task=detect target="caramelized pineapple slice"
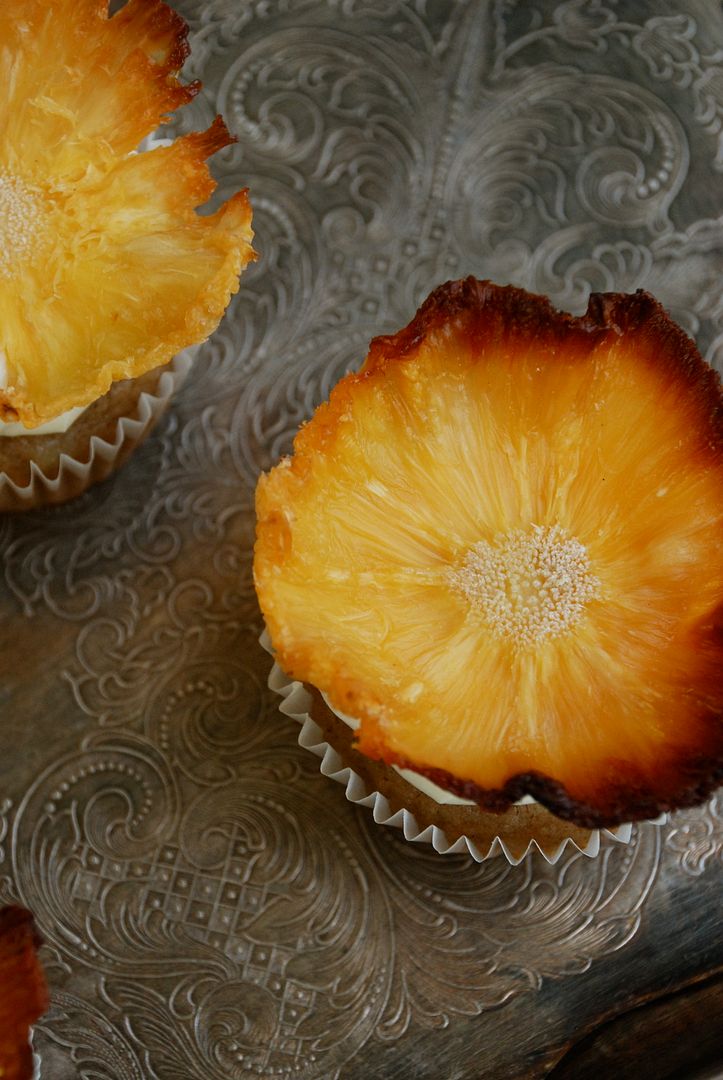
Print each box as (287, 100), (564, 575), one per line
(255, 280), (723, 828)
(0, 0), (254, 426)
(0, 907), (48, 1080)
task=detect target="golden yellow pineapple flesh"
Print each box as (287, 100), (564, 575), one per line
(0, 0), (255, 427)
(255, 279), (723, 827)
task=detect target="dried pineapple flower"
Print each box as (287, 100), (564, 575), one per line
(0, 0), (255, 428)
(255, 279), (723, 829)
(0, 907), (48, 1080)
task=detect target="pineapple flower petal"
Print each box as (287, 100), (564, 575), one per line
(0, 0), (255, 426)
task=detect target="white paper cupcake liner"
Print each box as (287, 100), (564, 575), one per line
(0, 348), (195, 512)
(263, 632), (666, 865)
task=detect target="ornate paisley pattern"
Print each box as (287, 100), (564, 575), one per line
(666, 794), (723, 877)
(8, 746), (663, 1078)
(0, 2), (721, 1077)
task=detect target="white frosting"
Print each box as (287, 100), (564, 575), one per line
(0, 404), (86, 437)
(394, 766), (478, 806)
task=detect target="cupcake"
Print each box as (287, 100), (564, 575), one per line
(255, 279), (723, 861)
(0, 0), (255, 510)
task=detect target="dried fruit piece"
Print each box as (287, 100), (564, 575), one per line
(255, 279), (723, 828)
(0, 907), (49, 1080)
(0, 0), (255, 427)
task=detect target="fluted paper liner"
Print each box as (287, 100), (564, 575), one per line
(263, 634), (668, 865)
(0, 348), (195, 512)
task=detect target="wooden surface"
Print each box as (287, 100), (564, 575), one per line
(548, 973), (723, 1079)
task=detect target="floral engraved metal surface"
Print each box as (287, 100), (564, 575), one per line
(666, 794), (723, 878)
(1, 2), (722, 1078)
(9, 758), (662, 1079)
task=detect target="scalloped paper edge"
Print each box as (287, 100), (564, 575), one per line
(262, 633), (666, 865)
(0, 347), (196, 511)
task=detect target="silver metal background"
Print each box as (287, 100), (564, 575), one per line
(1, 2), (722, 1077)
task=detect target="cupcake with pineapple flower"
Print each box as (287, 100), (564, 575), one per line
(0, 0), (255, 510)
(255, 279), (723, 864)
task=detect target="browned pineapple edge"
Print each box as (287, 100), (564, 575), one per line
(0, 906), (49, 1080)
(255, 278), (723, 829)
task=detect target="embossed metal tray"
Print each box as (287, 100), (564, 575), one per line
(1, 2), (722, 1077)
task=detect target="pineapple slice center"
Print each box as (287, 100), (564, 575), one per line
(0, 172), (49, 280)
(447, 524), (600, 649)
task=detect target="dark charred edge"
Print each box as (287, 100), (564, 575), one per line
(367, 278), (582, 364)
(367, 278), (721, 408)
(389, 757), (723, 830)
(154, 1), (193, 73)
(584, 289), (723, 447)
(185, 115), (239, 157)
(364, 277), (723, 450)
(109, 0), (197, 81)
(303, 278), (723, 462)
